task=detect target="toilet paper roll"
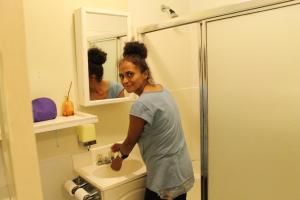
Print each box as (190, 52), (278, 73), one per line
(64, 180), (78, 196)
(75, 188), (90, 200)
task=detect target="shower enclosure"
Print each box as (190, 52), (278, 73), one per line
(137, 0), (300, 199)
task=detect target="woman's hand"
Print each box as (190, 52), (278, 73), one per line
(111, 143), (122, 152)
(110, 156), (123, 171)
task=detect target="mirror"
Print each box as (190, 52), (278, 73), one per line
(74, 7), (134, 106)
(89, 39), (119, 84)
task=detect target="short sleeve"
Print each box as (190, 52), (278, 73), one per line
(130, 101), (154, 125)
(108, 82), (124, 98)
(113, 83), (124, 95)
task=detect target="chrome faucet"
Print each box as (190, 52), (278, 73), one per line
(96, 151), (115, 166)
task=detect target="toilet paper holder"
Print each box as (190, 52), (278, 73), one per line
(67, 176), (101, 200)
(81, 183), (100, 200)
(73, 176), (89, 188)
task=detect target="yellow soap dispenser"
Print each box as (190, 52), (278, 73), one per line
(76, 124), (97, 149)
(62, 81), (74, 116)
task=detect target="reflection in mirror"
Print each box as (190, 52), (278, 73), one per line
(74, 8), (134, 106)
(89, 39), (118, 82)
(88, 45), (124, 100)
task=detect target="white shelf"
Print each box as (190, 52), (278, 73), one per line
(33, 111), (98, 134)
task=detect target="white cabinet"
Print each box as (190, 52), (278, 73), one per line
(101, 177), (146, 200)
(119, 188), (145, 200)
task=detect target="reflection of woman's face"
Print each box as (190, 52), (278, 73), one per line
(119, 60), (148, 95)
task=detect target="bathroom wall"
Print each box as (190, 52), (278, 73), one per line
(22, 1), (131, 200)
(128, 0), (250, 27)
(141, 24), (201, 162)
(24, 0), (128, 106)
(140, 23), (201, 200)
(189, 0), (251, 11)
(0, 143), (9, 199)
(0, 0), (44, 199)
(128, 0), (202, 151)
(128, 0), (189, 28)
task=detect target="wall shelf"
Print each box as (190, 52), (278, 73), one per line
(33, 111), (98, 134)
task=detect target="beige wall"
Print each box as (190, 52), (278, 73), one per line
(0, 143), (9, 198)
(0, 0), (44, 199)
(0, 144), (6, 188)
(140, 23), (201, 200)
(24, 0), (128, 107)
(128, 0), (249, 27)
(22, 0), (130, 199)
(142, 24), (201, 162)
(189, 0), (251, 11)
(129, 0), (189, 28)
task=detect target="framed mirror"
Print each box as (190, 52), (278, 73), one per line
(74, 7), (134, 106)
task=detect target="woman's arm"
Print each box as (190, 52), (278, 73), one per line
(122, 115), (145, 155)
(111, 115), (145, 155)
(110, 115), (145, 170)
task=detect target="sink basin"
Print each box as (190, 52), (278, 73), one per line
(93, 159), (143, 178)
(75, 146), (146, 191)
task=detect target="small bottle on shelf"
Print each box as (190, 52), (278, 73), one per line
(62, 81), (75, 116)
(62, 96), (74, 116)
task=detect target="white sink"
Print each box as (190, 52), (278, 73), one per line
(73, 145), (147, 199)
(92, 159), (143, 178)
(75, 157), (146, 190)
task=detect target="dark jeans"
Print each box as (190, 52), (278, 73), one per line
(144, 188), (187, 200)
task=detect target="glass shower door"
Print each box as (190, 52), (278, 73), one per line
(205, 3), (300, 200)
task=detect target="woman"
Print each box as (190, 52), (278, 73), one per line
(110, 42), (194, 200)
(88, 47), (124, 100)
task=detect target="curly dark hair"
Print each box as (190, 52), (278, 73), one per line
(120, 41), (154, 84)
(88, 48), (107, 82)
(123, 41), (147, 59)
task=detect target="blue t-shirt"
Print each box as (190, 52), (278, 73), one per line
(107, 81), (123, 98)
(130, 88), (194, 197)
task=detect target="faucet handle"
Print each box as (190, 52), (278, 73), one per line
(96, 153), (103, 165)
(108, 151), (116, 160)
(96, 151), (117, 165)
(96, 153), (103, 160)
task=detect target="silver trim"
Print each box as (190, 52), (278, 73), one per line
(200, 20), (209, 200)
